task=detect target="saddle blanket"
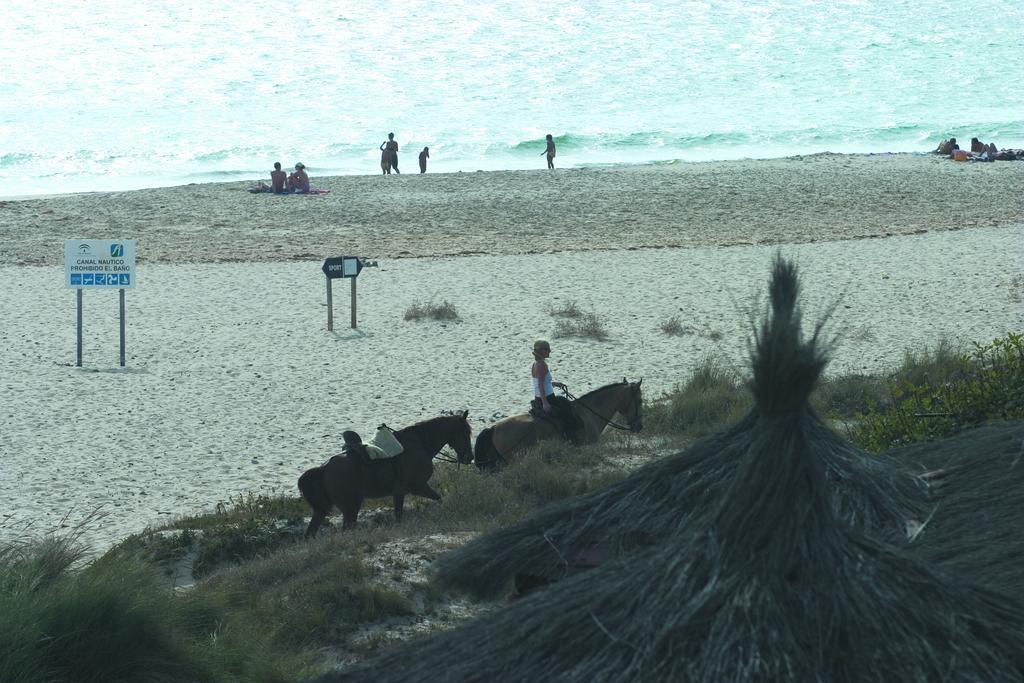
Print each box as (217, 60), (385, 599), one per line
(369, 426), (404, 458)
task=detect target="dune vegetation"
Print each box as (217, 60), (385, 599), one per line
(2, 333), (1021, 682)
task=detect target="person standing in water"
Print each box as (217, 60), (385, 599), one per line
(418, 146), (429, 173)
(380, 133), (400, 174)
(541, 134), (556, 169)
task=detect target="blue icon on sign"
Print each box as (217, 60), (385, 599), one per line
(70, 274), (82, 285)
(119, 273), (130, 285)
(83, 273), (94, 285)
(110, 244), (124, 257)
(95, 273), (107, 285)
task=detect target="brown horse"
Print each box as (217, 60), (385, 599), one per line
(470, 380), (643, 469)
(299, 411), (472, 537)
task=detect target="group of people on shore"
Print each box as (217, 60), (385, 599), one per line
(934, 136), (1023, 162)
(379, 133), (432, 175)
(253, 161), (310, 193)
(379, 132), (557, 174)
(254, 131), (560, 189)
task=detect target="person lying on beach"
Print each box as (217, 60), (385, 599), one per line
(970, 137), (988, 154)
(541, 134), (556, 169)
(935, 138), (957, 155)
(288, 163), (310, 192)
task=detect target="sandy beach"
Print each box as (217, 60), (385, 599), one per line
(0, 154), (1021, 552)
(1, 153), (1021, 266)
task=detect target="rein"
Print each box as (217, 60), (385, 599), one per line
(434, 450), (461, 464)
(562, 387), (638, 432)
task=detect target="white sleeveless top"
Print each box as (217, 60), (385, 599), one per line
(532, 364), (554, 398)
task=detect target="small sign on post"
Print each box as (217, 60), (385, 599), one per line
(322, 257), (375, 330)
(65, 239), (136, 367)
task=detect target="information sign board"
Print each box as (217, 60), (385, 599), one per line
(65, 239), (136, 289)
(322, 256), (363, 279)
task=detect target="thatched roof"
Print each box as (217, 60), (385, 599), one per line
(310, 257), (1024, 682)
(431, 259), (925, 599)
(887, 419), (1024, 599)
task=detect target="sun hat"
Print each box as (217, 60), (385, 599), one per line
(295, 162), (305, 169)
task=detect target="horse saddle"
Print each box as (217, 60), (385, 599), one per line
(529, 399), (579, 443)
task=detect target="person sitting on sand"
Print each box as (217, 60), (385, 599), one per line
(970, 137), (987, 154)
(288, 162), (310, 193)
(251, 162), (289, 193)
(541, 134), (556, 169)
(935, 137), (957, 155)
(530, 339), (581, 442)
(270, 162), (287, 193)
(419, 146), (429, 173)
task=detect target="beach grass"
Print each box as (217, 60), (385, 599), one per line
(548, 300), (583, 318)
(5, 335), (1023, 680)
(403, 300), (460, 322)
(553, 312), (609, 340)
(658, 315), (723, 340)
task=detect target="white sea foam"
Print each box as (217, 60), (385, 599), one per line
(1, 0), (1022, 196)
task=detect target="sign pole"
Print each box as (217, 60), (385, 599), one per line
(326, 278), (334, 331)
(119, 288), (126, 367)
(76, 289), (83, 367)
(350, 277), (357, 329)
(65, 239), (136, 368)
(321, 256), (373, 331)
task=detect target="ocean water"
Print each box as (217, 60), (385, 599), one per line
(1, 0), (1022, 197)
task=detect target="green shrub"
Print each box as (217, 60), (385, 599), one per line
(432, 443), (625, 528)
(848, 333), (1024, 452)
(0, 535), (234, 683)
(111, 492), (308, 579)
(812, 373), (889, 418)
(645, 356), (751, 437)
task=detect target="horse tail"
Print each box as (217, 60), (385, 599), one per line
(474, 427), (497, 468)
(298, 466), (332, 515)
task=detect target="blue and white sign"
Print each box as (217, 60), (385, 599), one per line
(65, 240), (136, 289)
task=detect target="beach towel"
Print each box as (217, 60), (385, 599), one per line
(248, 187), (330, 195)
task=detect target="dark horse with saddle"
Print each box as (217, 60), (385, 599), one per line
(298, 411), (472, 536)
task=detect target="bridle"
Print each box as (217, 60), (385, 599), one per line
(562, 382), (643, 432)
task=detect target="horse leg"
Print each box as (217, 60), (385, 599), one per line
(341, 497), (362, 530)
(393, 493), (405, 523)
(305, 511), (326, 539)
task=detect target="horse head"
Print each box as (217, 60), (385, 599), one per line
(449, 410), (474, 464)
(621, 377), (644, 433)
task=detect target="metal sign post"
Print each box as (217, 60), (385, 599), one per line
(321, 256), (376, 330)
(65, 239), (136, 367)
